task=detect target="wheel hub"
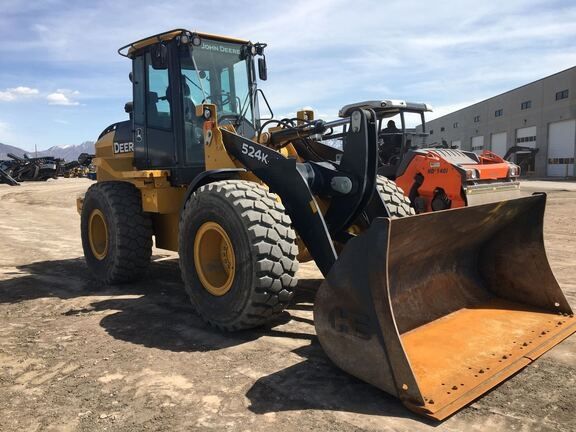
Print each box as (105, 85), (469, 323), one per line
(193, 221), (236, 296)
(88, 209), (108, 260)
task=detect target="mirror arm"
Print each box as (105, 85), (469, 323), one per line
(255, 88), (273, 124)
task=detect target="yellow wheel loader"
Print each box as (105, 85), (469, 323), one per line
(78, 29), (576, 420)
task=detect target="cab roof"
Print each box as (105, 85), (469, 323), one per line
(118, 28), (250, 58)
(339, 100), (433, 118)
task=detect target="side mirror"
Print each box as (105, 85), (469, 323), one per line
(151, 43), (168, 69)
(258, 57), (267, 81)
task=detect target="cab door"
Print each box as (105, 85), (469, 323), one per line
(132, 48), (176, 169)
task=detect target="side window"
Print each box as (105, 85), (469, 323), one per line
(233, 61), (251, 118)
(180, 66), (205, 165)
(133, 55), (145, 125)
(146, 53), (172, 130)
(220, 67), (232, 112)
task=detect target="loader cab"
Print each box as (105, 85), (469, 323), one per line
(122, 30), (266, 185)
(338, 100), (431, 179)
(375, 103), (431, 174)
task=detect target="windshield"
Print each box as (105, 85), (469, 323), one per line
(180, 40), (254, 124)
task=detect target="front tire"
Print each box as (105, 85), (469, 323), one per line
(179, 180), (299, 331)
(81, 181), (153, 284)
(376, 175), (415, 217)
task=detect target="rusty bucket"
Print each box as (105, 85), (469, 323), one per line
(314, 194), (576, 420)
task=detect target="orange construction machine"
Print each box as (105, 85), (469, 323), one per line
(339, 100), (521, 213)
(395, 149), (520, 213)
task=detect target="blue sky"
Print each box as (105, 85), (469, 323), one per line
(1, 0), (575, 151)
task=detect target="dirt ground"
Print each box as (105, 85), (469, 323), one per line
(0, 178), (575, 432)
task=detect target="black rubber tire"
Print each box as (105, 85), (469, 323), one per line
(376, 175), (415, 217)
(179, 180), (299, 331)
(81, 181), (153, 284)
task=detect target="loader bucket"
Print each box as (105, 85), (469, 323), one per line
(314, 193), (575, 420)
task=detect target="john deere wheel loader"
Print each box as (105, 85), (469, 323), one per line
(78, 29), (576, 420)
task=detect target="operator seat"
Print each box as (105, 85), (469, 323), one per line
(146, 91), (160, 126)
(380, 120), (403, 165)
(165, 79), (196, 121)
(178, 80), (203, 163)
(181, 81), (196, 122)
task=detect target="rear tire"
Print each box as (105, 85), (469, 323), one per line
(179, 180), (299, 331)
(376, 175), (415, 217)
(81, 181), (153, 284)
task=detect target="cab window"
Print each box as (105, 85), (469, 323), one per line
(146, 53), (172, 130)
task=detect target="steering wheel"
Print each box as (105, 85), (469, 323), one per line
(203, 91), (231, 106)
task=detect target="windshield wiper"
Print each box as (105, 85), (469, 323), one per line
(189, 50), (208, 101)
(184, 74), (205, 102)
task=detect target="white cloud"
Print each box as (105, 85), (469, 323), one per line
(46, 89), (80, 106)
(0, 0), (575, 148)
(0, 86), (39, 101)
(12, 86), (39, 96)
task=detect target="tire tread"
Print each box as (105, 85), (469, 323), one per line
(179, 180), (298, 330)
(376, 176), (415, 217)
(82, 181), (152, 284)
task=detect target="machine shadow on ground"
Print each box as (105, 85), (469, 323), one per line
(244, 342), (437, 424)
(0, 257), (314, 350)
(0, 256), (431, 423)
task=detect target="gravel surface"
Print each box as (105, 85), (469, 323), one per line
(0, 178), (574, 432)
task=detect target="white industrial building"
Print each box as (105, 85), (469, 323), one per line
(417, 66), (576, 177)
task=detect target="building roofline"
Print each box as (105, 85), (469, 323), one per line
(427, 65), (576, 121)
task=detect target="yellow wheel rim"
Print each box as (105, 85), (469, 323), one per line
(193, 221), (236, 296)
(88, 209), (108, 260)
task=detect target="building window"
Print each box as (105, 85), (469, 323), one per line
(516, 136), (536, 144)
(453, 122), (459, 129)
(440, 126), (445, 132)
(429, 130), (433, 135)
(473, 115), (480, 123)
(521, 100), (531, 110)
(556, 89), (569, 100)
(495, 109), (503, 117)
(548, 157), (575, 165)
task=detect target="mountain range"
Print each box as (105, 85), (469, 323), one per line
(0, 141), (95, 161)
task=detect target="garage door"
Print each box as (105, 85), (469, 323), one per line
(491, 132), (507, 156)
(471, 136), (484, 154)
(451, 140), (461, 149)
(547, 119), (575, 177)
(516, 126), (537, 148)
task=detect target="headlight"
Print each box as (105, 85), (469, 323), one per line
(465, 168), (479, 180)
(203, 107), (212, 120)
(191, 34), (202, 46)
(508, 165), (520, 177)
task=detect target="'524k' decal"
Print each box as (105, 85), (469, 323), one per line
(241, 143), (269, 165)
